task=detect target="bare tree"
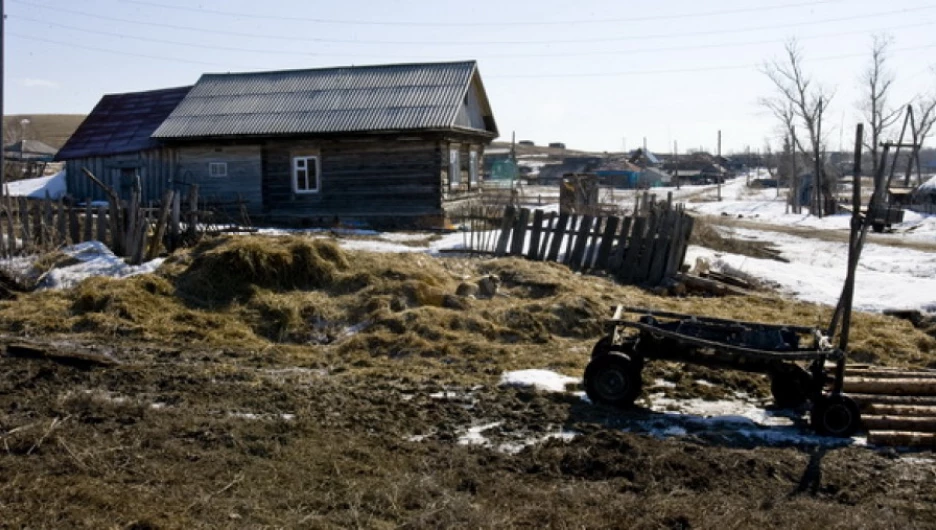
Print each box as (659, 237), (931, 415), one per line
(860, 35), (902, 177)
(905, 95), (936, 185)
(761, 40), (834, 217)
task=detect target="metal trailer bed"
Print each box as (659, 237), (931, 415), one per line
(583, 305), (861, 437)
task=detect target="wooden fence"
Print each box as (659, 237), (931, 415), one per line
(456, 195), (694, 286)
(0, 183), (250, 264)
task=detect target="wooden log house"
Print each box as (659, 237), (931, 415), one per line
(56, 61), (499, 227)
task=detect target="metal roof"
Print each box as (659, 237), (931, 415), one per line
(152, 61), (496, 139)
(4, 140), (58, 161)
(55, 86), (192, 160)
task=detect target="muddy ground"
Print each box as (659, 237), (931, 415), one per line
(1, 235), (935, 529)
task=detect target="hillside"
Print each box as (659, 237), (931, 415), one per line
(3, 114), (86, 149)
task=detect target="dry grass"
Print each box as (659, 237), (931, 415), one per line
(1, 234), (935, 527)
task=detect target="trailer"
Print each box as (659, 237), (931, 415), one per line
(584, 305), (861, 437)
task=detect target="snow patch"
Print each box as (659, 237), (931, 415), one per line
(499, 369), (579, 393)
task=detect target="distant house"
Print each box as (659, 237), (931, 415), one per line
(57, 61), (498, 227)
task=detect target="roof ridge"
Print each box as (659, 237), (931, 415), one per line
(200, 60), (477, 79)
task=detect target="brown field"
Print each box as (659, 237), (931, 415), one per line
(4, 114), (86, 148)
(1, 235), (935, 528)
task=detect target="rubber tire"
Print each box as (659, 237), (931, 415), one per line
(811, 394), (861, 437)
(872, 223), (885, 233)
(584, 353), (643, 408)
(769, 367), (813, 409)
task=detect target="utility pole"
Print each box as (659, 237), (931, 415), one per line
(674, 140), (680, 190)
(1, 0), (6, 191)
(717, 130), (722, 201)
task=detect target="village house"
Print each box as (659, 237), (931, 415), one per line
(56, 60), (498, 227)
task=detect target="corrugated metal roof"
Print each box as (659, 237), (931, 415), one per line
(56, 86), (192, 160)
(152, 61), (494, 138)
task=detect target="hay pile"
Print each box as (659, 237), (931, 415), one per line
(0, 234), (932, 372)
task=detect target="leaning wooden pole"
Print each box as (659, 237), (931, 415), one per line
(827, 124), (863, 394)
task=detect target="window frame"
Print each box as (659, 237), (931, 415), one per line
(292, 155), (321, 194)
(449, 147), (461, 186)
(468, 149), (479, 186)
(208, 161), (228, 178)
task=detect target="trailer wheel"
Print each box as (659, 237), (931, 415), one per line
(769, 367), (813, 409)
(872, 222), (885, 233)
(811, 395), (861, 437)
(584, 353), (642, 408)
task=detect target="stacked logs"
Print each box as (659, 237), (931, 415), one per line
(844, 366), (936, 447)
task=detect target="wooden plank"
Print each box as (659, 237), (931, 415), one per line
(648, 210), (677, 285)
(545, 212), (569, 263)
(56, 200), (67, 245)
(42, 198), (54, 247)
(635, 210), (662, 284)
(67, 204), (80, 245)
(608, 216), (632, 273)
(583, 216), (604, 270)
(19, 198), (32, 254)
(32, 200), (43, 249)
(6, 196), (17, 256)
(595, 216), (620, 271)
(526, 209), (544, 260)
(663, 211), (687, 277)
(563, 214), (579, 264)
(493, 206), (516, 257)
(83, 201), (94, 243)
(169, 192), (181, 252)
(863, 416), (936, 433)
(618, 216), (647, 283)
(147, 190), (175, 260)
(186, 184), (199, 238)
(844, 377), (936, 396)
(538, 212), (555, 260)
(867, 430), (936, 448)
(96, 205), (108, 243)
(0, 206), (7, 258)
(568, 215), (593, 270)
(510, 208), (530, 256)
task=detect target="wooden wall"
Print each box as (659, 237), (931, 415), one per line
(261, 137), (445, 221)
(64, 148), (175, 203)
(177, 145), (263, 210)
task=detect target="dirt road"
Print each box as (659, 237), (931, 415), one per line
(704, 214), (936, 253)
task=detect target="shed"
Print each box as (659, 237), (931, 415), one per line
(58, 61), (498, 227)
(56, 86), (192, 202)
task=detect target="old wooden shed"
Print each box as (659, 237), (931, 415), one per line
(57, 60), (498, 227)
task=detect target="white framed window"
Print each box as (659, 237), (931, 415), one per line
(469, 149), (479, 186)
(449, 148), (461, 186)
(208, 162), (228, 178)
(292, 155), (320, 194)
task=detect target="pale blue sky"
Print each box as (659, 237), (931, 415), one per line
(5, 0), (935, 154)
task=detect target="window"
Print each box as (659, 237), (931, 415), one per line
(449, 148), (461, 186)
(469, 149), (479, 186)
(292, 155), (320, 194)
(208, 162), (228, 178)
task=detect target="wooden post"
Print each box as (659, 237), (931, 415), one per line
(510, 208), (530, 256)
(170, 192), (181, 251)
(6, 196), (16, 256)
(494, 206), (516, 257)
(527, 209), (544, 260)
(545, 212), (569, 263)
(19, 198), (31, 253)
(608, 216), (633, 273)
(568, 215), (593, 270)
(96, 205), (108, 243)
(618, 216), (647, 283)
(186, 184), (199, 239)
(83, 201), (94, 243)
(634, 209), (662, 283)
(595, 216), (620, 270)
(56, 199), (67, 245)
(147, 190), (175, 260)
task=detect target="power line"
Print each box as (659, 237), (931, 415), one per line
(11, 0), (936, 47)
(10, 29), (934, 80)
(490, 43), (936, 79)
(118, 0), (840, 27)
(12, 13), (935, 61)
(7, 32), (265, 69)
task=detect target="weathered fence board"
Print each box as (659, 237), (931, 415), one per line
(454, 201), (694, 286)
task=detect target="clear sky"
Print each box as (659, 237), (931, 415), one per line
(5, 0), (935, 154)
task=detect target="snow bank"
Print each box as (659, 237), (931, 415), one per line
(36, 241), (165, 290)
(4, 170), (66, 199)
